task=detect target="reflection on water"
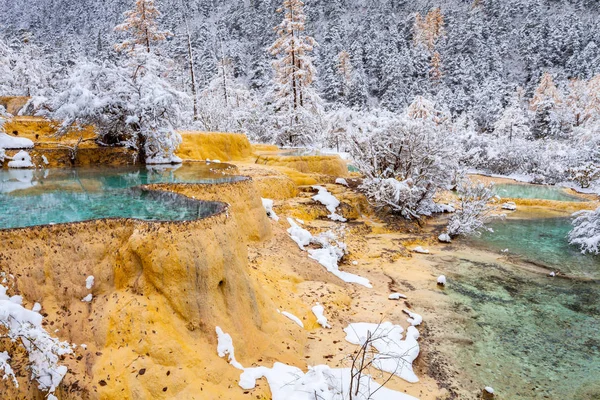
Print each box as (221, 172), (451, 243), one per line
(494, 183), (587, 202)
(0, 163), (240, 229)
(441, 257), (600, 400)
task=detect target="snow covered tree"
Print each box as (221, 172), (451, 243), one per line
(268, 0), (324, 146)
(49, 1), (187, 164)
(50, 55), (187, 164)
(447, 178), (498, 237)
(348, 99), (457, 219)
(493, 91), (531, 141)
(115, 0), (171, 54)
(196, 58), (257, 134)
(569, 207), (600, 254)
(530, 72), (564, 139)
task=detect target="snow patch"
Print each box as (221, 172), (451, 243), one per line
(279, 310), (304, 328)
(261, 198), (279, 221)
(413, 246), (429, 254)
(287, 218), (313, 250)
(216, 326), (244, 370)
(7, 150), (34, 169)
(312, 185), (347, 222)
(388, 293), (407, 300)
(344, 321), (420, 383)
(438, 233), (451, 243)
(311, 303), (331, 329)
(501, 202), (517, 211)
(335, 177), (349, 187)
(85, 276), (94, 290)
(402, 309), (423, 326)
(81, 294), (93, 302)
(0, 132), (34, 149)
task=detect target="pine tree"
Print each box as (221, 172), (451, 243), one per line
(530, 72), (563, 139)
(269, 0), (323, 146)
(494, 90), (531, 141)
(115, 0), (171, 54)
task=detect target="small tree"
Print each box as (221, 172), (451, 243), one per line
(269, 0), (324, 146)
(349, 98), (456, 219)
(447, 179), (498, 237)
(569, 207), (600, 254)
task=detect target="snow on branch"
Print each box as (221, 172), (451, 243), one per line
(0, 285), (73, 396)
(569, 207), (600, 254)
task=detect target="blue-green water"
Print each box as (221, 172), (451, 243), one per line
(441, 257), (600, 399)
(0, 164), (240, 229)
(439, 215), (600, 399)
(494, 183), (586, 202)
(471, 217), (599, 278)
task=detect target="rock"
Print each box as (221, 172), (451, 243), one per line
(482, 386), (495, 399)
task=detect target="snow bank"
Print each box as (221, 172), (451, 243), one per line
(240, 363), (418, 400)
(261, 198), (280, 221)
(311, 303), (331, 329)
(7, 150), (34, 168)
(0, 132), (34, 149)
(312, 186), (347, 222)
(413, 246), (430, 254)
(216, 326), (243, 370)
(344, 321), (420, 383)
(0, 284), (72, 394)
(216, 326), (417, 399)
(388, 293), (407, 300)
(308, 247), (372, 288)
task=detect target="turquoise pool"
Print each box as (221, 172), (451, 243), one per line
(0, 163), (241, 229)
(493, 183), (586, 202)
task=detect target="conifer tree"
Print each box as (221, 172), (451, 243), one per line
(115, 0), (171, 54)
(530, 72), (564, 139)
(269, 0), (323, 146)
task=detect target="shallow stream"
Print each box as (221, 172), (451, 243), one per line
(438, 183), (599, 399)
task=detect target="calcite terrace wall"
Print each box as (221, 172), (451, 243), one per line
(0, 181), (276, 399)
